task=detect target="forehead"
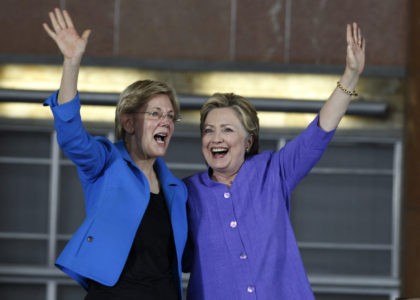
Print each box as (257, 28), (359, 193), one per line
(205, 107), (242, 126)
(145, 94), (174, 110)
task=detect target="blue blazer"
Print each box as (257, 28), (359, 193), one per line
(44, 92), (188, 296)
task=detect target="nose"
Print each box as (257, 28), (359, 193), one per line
(211, 130), (223, 143)
(160, 113), (171, 121)
(158, 114), (172, 127)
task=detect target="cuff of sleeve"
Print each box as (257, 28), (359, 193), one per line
(43, 91), (81, 122)
(308, 114), (336, 145)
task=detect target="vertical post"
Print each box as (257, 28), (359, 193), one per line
(401, 0), (420, 296)
(48, 132), (60, 267)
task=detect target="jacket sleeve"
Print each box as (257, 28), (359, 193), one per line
(278, 115), (336, 192)
(44, 91), (111, 183)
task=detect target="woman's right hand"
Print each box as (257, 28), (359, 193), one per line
(43, 8), (91, 63)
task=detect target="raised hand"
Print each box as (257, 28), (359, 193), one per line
(345, 22), (365, 76)
(42, 8), (91, 104)
(43, 8), (91, 62)
(318, 22), (366, 131)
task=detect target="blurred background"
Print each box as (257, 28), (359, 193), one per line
(0, 0), (418, 299)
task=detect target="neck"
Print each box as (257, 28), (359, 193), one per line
(133, 157), (160, 194)
(211, 170), (238, 188)
(124, 139), (160, 193)
(135, 157), (155, 172)
(142, 163), (160, 194)
(124, 135), (156, 164)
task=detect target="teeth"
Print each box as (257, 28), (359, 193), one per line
(212, 148), (227, 153)
(154, 133), (167, 142)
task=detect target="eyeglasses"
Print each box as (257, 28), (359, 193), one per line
(137, 110), (182, 123)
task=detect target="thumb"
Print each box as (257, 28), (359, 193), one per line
(81, 29), (91, 42)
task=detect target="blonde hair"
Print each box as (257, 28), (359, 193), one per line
(114, 80), (179, 140)
(200, 93), (259, 156)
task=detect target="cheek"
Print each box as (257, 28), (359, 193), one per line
(201, 136), (208, 148)
(168, 125), (175, 136)
(201, 137), (210, 154)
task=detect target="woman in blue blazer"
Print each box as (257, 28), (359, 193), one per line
(43, 8), (187, 299)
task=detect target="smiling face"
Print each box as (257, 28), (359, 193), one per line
(202, 107), (253, 177)
(123, 94), (175, 161)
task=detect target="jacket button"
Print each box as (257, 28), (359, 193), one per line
(87, 236), (94, 242)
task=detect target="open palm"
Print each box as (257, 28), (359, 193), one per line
(43, 8), (90, 60)
(346, 22), (365, 75)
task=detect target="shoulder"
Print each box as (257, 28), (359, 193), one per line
(183, 171), (207, 186)
(247, 150), (277, 165)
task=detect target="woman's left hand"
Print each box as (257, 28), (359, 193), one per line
(345, 22), (365, 76)
(43, 8), (90, 63)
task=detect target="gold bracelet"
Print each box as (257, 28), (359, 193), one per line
(337, 81), (358, 97)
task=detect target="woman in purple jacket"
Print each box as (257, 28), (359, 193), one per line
(43, 8), (187, 300)
(183, 23), (365, 299)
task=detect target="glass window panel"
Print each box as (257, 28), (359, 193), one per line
(57, 240), (68, 257)
(315, 141), (394, 170)
(259, 138), (279, 152)
(0, 239), (47, 265)
(171, 168), (204, 179)
(0, 283), (45, 300)
(0, 164), (49, 233)
(57, 284), (86, 300)
(58, 165), (85, 234)
(303, 248), (391, 276)
(291, 174), (393, 244)
(166, 136), (203, 163)
(0, 130), (51, 158)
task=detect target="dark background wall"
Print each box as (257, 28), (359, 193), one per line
(0, 0), (407, 69)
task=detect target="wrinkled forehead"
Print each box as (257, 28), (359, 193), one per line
(205, 107), (242, 123)
(204, 108), (248, 133)
(144, 94), (175, 111)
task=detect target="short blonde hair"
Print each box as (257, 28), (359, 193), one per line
(200, 93), (259, 156)
(114, 80), (179, 140)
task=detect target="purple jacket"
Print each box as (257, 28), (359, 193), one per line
(183, 116), (335, 300)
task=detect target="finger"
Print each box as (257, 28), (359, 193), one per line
(361, 37), (366, 52)
(351, 22), (364, 48)
(42, 23), (56, 39)
(352, 22), (358, 44)
(356, 25), (364, 48)
(346, 23), (353, 45)
(49, 11), (61, 32)
(81, 29), (91, 42)
(62, 10), (74, 28)
(54, 8), (67, 29)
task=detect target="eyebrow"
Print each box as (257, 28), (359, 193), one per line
(146, 106), (174, 112)
(203, 123), (234, 128)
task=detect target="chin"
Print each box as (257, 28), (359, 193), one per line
(156, 151), (167, 157)
(209, 161), (227, 170)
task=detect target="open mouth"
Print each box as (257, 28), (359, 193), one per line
(154, 133), (167, 144)
(211, 147), (228, 157)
